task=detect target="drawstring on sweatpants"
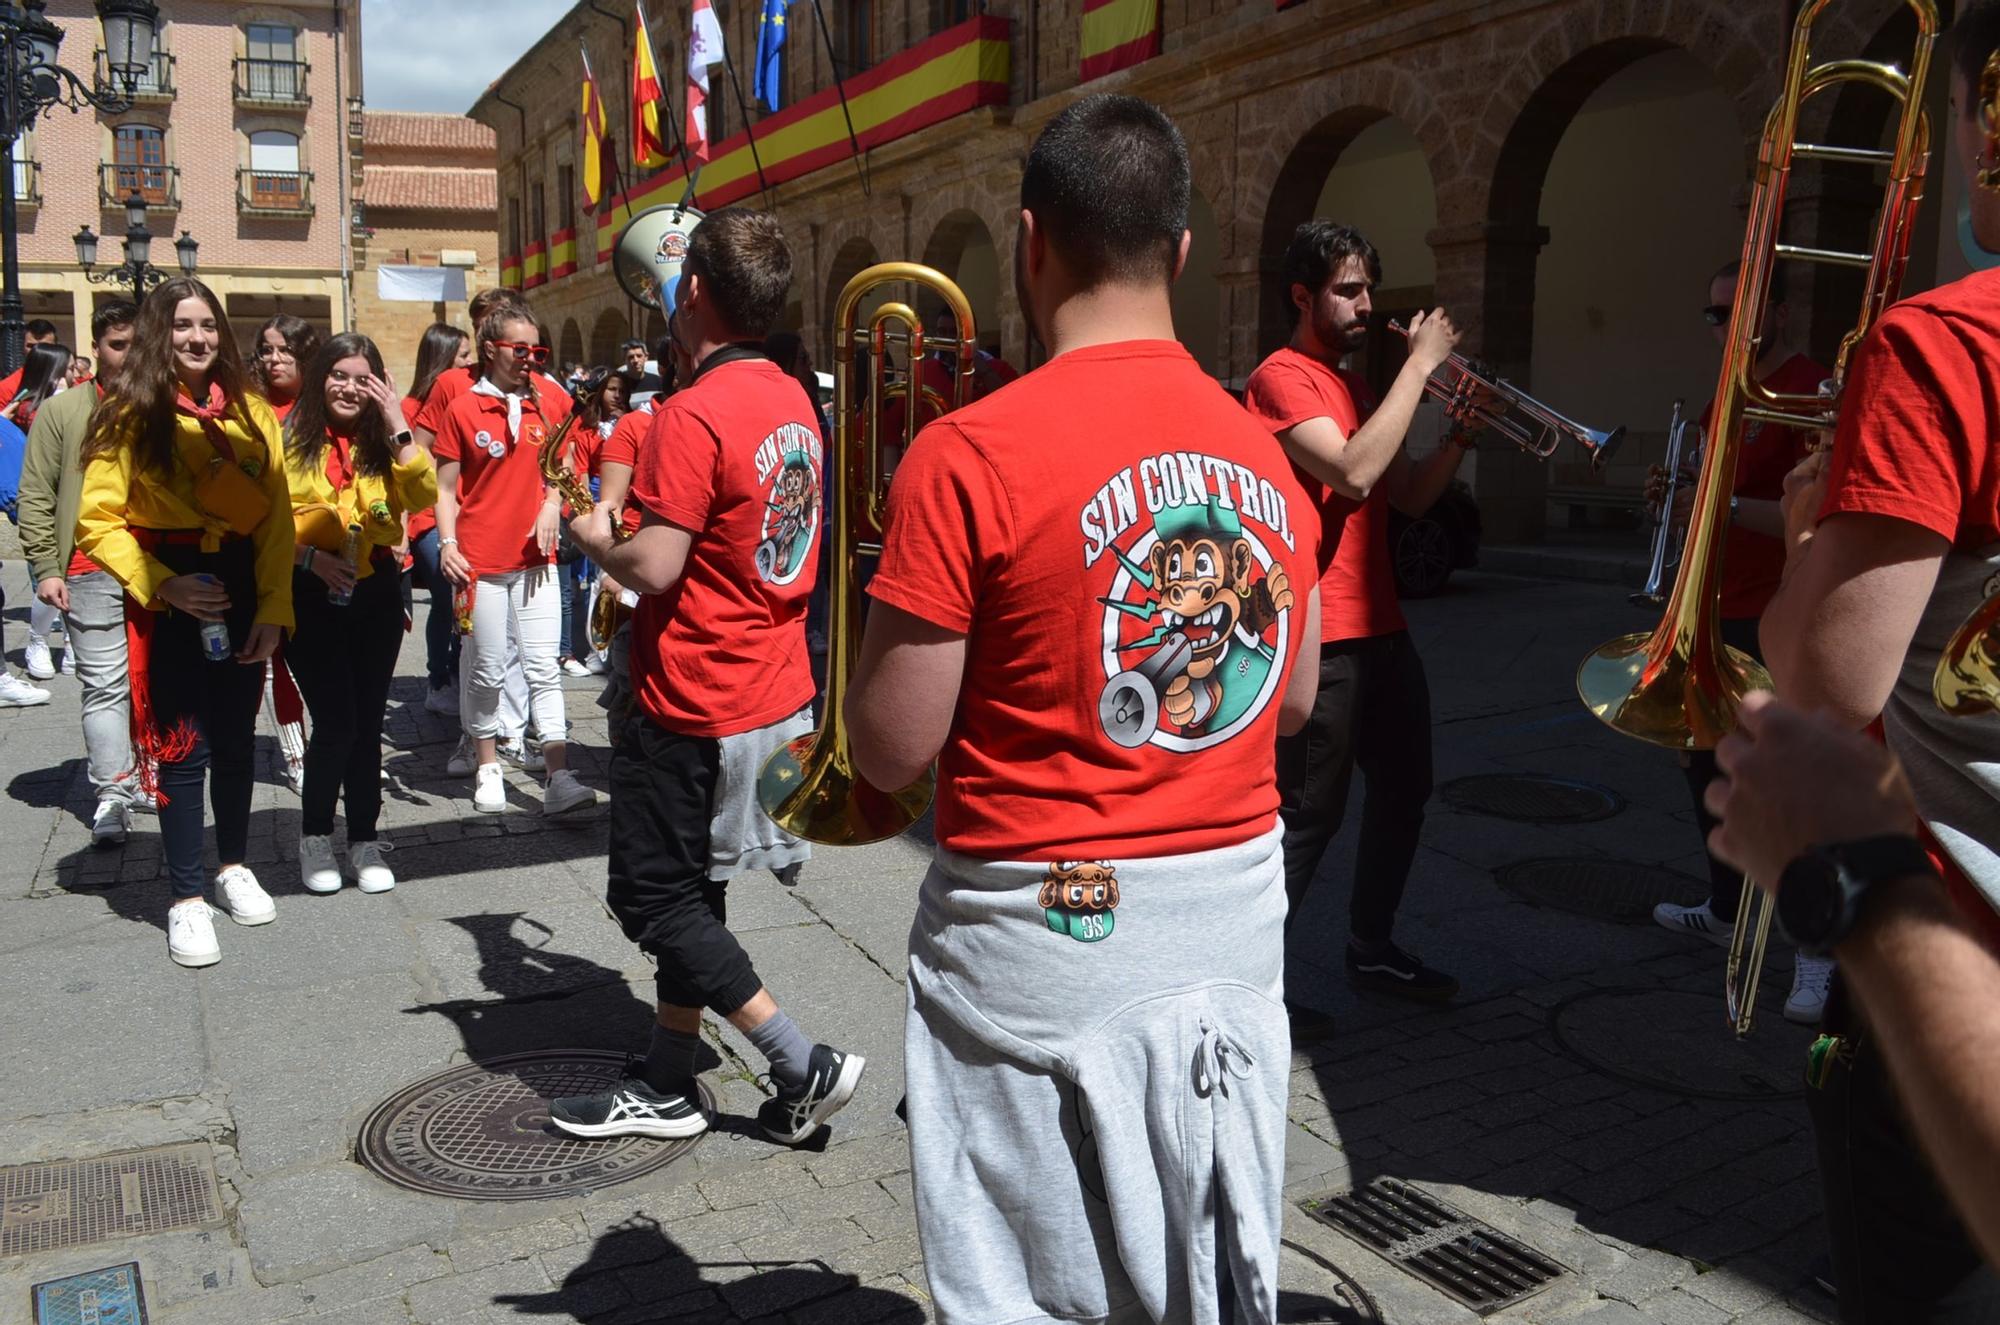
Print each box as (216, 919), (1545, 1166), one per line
(1194, 1020), (1256, 1099)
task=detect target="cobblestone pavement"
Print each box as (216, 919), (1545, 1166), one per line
(0, 563), (1837, 1325)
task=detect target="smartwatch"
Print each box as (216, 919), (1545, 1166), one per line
(390, 429), (414, 447)
(1776, 834), (1934, 955)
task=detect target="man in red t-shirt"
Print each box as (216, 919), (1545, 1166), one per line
(848, 96), (1321, 1321)
(1648, 261), (1835, 1024)
(1757, 8), (2000, 1315)
(560, 208), (862, 1150)
(0, 318), (59, 409)
(586, 388), (659, 730)
(1244, 221), (1474, 1019)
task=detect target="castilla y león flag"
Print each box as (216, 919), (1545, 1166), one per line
(1080, 0), (1160, 82)
(687, 0), (725, 162)
(631, 2), (671, 170)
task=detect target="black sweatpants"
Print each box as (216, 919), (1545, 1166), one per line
(287, 555), (404, 840)
(146, 537), (267, 901)
(1811, 979), (2000, 1322)
(604, 712), (764, 1014)
(1277, 630), (1433, 948)
(1679, 616), (1764, 918)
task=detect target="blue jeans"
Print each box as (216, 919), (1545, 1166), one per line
(408, 527), (460, 691)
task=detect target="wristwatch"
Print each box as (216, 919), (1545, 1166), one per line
(390, 429), (414, 447)
(1776, 833), (1934, 955)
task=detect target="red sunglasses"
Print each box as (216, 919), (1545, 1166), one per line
(491, 340), (551, 365)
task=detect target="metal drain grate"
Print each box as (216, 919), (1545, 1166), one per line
(1303, 1179), (1564, 1315)
(32, 1262), (148, 1325)
(1439, 775), (1623, 824)
(357, 1049), (711, 1201)
(1497, 857), (1705, 923)
(1, 1144), (222, 1258)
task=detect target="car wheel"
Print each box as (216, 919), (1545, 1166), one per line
(1393, 515), (1454, 598)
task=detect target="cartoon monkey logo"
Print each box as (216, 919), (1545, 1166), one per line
(1098, 495), (1294, 751)
(1039, 860), (1119, 943)
(755, 449), (820, 584)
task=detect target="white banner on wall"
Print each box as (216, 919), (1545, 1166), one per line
(376, 266), (467, 302)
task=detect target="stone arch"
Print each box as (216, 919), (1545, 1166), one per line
(588, 306), (629, 365)
(558, 317), (584, 370)
(821, 234), (881, 364)
(919, 208), (1002, 354)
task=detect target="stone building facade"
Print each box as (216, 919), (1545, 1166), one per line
(16, 0), (359, 352)
(475, 0), (1974, 541)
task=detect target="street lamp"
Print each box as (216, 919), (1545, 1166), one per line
(0, 0), (162, 371)
(72, 190), (195, 306)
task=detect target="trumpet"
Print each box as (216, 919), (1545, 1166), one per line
(1631, 402), (1697, 609)
(537, 369), (632, 654)
(1387, 319), (1625, 469)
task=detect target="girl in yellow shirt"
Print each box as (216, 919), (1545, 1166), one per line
(282, 333), (436, 896)
(74, 277), (293, 969)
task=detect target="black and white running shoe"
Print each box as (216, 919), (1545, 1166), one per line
(758, 1045), (866, 1145)
(1346, 941), (1460, 1004)
(549, 1074), (709, 1140)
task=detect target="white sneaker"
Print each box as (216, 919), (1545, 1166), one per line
(349, 840), (396, 893)
(1652, 899), (1736, 949)
(500, 736), (546, 773)
(281, 757), (305, 796)
(446, 732), (476, 777)
(90, 800), (130, 848)
(0, 673), (51, 707)
(58, 646), (74, 676)
(560, 657), (591, 677)
(543, 769), (598, 815)
(474, 762), (507, 814)
(167, 900), (221, 967)
(130, 788), (156, 815)
(585, 655), (608, 675)
(424, 685), (459, 716)
(215, 865), (276, 925)
(1785, 955), (1835, 1025)
(23, 637), (54, 680)
(298, 834), (341, 894)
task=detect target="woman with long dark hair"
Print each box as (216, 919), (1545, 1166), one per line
(404, 323), (472, 713)
(75, 278), (294, 968)
(284, 333), (436, 894)
(253, 314), (321, 419)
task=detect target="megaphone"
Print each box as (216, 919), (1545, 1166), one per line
(613, 203), (705, 316)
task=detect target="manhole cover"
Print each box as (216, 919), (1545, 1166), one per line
(1497, 857), (1705, 923)
(1439, 775), (1623, 824)
(1303, 1179), (1564, 1316)
(357, 1049), (711, 1201)
(1549, 987), (1806, 1101)
(32, 1262), (147, 1325)
(1, 1144), (222, 1257)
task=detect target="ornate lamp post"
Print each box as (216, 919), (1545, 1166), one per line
(72, 189), (195, 305)
(0, 0), (162, 371)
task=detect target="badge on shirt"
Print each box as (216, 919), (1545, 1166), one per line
(1039, 861), (1118, 943)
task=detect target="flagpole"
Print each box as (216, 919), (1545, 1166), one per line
(805, 0), (869, 196)
(716, 3), (771, 199)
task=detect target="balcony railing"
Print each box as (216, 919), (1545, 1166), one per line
(238, 168), (314, 216)
(95, 48), (175, 100)
(12, 160), (40, 207)
(233, 57), (309, 107)
(99, 161), (179, 210)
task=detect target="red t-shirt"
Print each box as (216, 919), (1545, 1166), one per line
(871, 340), (1320, 861)
(1707, 353), (1829, 619)
(599, 401), (656, 534)
(413, 366), (571, 437)
(1243, 347), (1404, 642)
(431, 389), (557, 576)
(628, 358), (823, 738)
(0, 366), (24, 410)
(402, 394), (438, 541)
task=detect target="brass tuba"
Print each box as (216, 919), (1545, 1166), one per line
(1577, 0), (1940, 1036)
(756, 263), (978, 845)
(537, 368), (632, 653)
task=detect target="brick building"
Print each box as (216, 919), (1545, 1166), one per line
(15, 1), (359, 354)
(350, 111), (499, 389)
(476, 0), (1981, 541)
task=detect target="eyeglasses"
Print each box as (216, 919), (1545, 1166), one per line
(255, 343), (295, 359)
(491, 341), (551, 365)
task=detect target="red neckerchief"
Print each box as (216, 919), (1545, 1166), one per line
(325, 427), (355, 492)
(175, 382), (239, 464)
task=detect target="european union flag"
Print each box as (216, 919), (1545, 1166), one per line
(754, 0), (792, 111)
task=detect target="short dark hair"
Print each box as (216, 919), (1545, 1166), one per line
(685, 208), (792, 339)
(1282, 222), (1382, 318)
(1952, 0), (2000, 90)
(91, 301), (137, 343)
(619, 337), (646, 355)
(1021, 94), (1189, 286)
(24, 318), (56, 339)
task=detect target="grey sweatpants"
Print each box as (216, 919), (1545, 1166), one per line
(904, 825), (1292, 1325)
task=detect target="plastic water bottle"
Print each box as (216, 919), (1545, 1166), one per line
(327, 524), (363, 607)
(197, 575), (231, 662)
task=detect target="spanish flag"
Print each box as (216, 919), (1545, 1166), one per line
(1080, 0), (1160, 82)
(580, 44), (610, 208)
(632, 2), (670, 171)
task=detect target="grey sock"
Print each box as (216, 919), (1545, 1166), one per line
(640, 1024), (704, 1094)
(744, 1009), (814, 1090)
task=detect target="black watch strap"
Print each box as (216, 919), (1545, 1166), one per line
(1782, 833), (1932, 955)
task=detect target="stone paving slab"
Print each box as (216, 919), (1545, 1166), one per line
(0, 567), (1842, 1323)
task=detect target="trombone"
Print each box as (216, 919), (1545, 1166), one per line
(756, 262), (977, 845)
(1386, 319), (1625, 469)
(1577, 0), (1939, 1036)
(1631, 401), (1696, 610)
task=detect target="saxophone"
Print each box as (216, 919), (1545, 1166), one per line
(538, 369), (633, 653)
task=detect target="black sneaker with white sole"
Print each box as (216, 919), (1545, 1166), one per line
(1346, 942), (1459, 1004)
(549, 1075), (709, 1140)
(758, 1044), (865, 1145)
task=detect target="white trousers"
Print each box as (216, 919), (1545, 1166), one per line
(464, 566), (565, 744)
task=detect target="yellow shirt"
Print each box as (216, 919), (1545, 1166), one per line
(283, 434), (438, 581)
(75, 394), (297, 628)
